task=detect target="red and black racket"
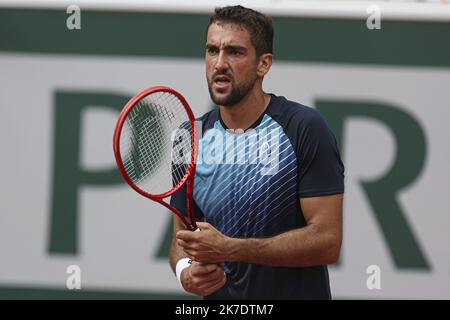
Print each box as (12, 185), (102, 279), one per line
(113, 86), (198, 231)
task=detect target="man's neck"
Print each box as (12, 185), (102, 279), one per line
(219, 88), (271, 131)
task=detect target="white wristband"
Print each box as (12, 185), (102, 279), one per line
(176, 258), (192, 289)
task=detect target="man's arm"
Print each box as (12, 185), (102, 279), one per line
(169, 215), (190, 273)
(170, 216), (227, 296)
(176, 193), (343, 267)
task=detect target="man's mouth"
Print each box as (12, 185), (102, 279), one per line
(213, 75), (231, 89)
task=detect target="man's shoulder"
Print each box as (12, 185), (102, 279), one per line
(269, 95), (327, 129)
(196, 108), (220, 131)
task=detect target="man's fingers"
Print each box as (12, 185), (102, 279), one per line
(191, 267), (227, 294)
(177, 239), (197, 250)
(204, 263), (219, 273)
(184, 262), (227, 296)
(200, 275), (225, 290)
(199, 271), (227, 296)
(176, 230), (197, 241)
(190, 262), (219, 276)
(177, 239), (186, 248)
(191, 268), (224, 286)
(195, 222), (210, 230)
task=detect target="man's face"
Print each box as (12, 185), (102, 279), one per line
(205, 22), (259, 106)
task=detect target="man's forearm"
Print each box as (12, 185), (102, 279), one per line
(225, 225), (340, 267)
(169, 238), (189, 273)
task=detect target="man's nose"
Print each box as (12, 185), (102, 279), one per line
(214, 50), (228, 72)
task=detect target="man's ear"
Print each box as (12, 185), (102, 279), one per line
(257, 53), (273, 77)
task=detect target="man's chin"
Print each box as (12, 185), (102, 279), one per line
(211, 93), (232, 106)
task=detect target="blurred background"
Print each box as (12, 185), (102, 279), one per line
(0, 0), (449, 299)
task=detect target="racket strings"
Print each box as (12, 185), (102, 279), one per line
(125, 95), (188, 190)
(120, 91), (193, 195)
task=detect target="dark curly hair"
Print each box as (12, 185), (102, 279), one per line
(207, 5), (274, 57)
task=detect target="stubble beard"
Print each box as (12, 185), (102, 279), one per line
(207, 73), (258, 107)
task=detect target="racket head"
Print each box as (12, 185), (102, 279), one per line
(113, 86), (197, 203)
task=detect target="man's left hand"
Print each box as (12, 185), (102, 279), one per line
(176, 222), (235, 264)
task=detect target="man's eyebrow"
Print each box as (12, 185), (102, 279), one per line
(205, 43), (247, 51)
(223, 45), (247, 51)
(206, 43), (218, 49)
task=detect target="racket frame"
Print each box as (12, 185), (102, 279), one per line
(113, 86), (198, 230)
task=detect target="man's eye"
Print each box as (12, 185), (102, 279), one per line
(207, 48), (218, 55)
(230, 50), (241, 56)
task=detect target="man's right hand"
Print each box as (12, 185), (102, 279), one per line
(180, 261), (227, 296)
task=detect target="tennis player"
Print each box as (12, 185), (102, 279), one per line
(169, 5), (344, 299)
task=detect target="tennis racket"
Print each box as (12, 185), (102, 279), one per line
(113, 86), (198, 231)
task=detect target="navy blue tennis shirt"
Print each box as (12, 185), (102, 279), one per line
(171, 94), (344, 299)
